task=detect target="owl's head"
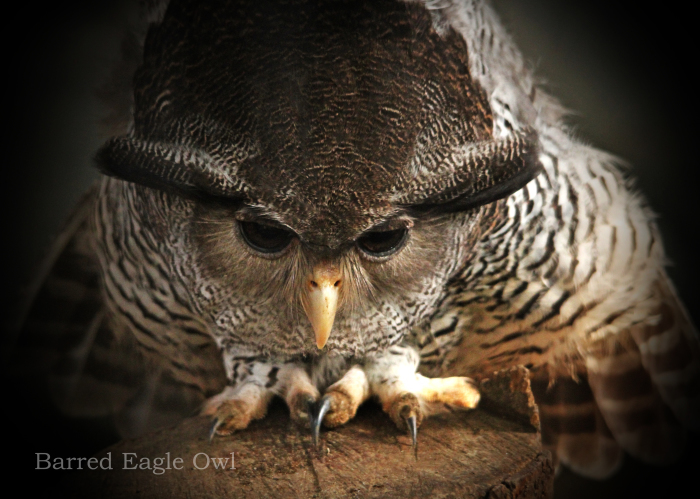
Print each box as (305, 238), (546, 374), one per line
(96, 0), (541, 357)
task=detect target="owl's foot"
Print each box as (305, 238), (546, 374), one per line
(206, 354), (479, 447)
(384, 392), (423, 449)
(205, 363), (320, 439)
(368, 346), (480, 447)
(377, 373), (480, 450)
(203, 384), (274, 439)
(304, 365), (372, 444)
(307, 346), (480, 449)
(319, 365), (371, 428)
(283, 365), (321, 423)
(280, 366), (326, 444)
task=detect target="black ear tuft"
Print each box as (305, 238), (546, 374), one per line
(95, 136), (247, 205)
(400, 128), (543, 214)
(95, 136), (199, 197)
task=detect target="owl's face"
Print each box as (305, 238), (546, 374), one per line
(97, 0), (542, 358)
(183, 191), (479, 358)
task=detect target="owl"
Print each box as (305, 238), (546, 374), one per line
(15, 0), (699, 482)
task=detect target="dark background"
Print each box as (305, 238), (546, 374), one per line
(3, 0), (698, 496)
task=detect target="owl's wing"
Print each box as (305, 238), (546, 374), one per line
(532, 273), (699, 478)
(626, 274), (700, 431)
(12, 183), (223, 438)
(530, 366), (624, 479)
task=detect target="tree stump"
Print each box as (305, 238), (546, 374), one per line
(63, 367), (553, 498)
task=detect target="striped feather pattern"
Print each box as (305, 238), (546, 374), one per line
(530, 369), (623, 479)
(14, 181), (226, 437)
(417, 89), (699, 476)
(585, 333), (686, 465)
(628, 278), (700, 431)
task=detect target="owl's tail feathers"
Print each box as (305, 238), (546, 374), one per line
(531, 372), (624, 479)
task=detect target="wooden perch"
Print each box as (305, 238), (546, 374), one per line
(63, 366), (553, 498)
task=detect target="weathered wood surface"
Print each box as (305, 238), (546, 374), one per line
(64, 367), (553, 498)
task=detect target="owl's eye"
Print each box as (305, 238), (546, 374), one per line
(356, 228), (408, 258)
(239, 221), (294, 254)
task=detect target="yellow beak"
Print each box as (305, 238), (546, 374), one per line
(304, 263), (342, 349)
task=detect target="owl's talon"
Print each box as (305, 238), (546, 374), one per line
(310, 396), (332, 446)
(304, 396), (317, 437)
(209, 418), (222, 442)
(406, 414), (418, 455)
(206, 399), (255, 437)
(397, 400), (420, 453)
(386, 392), (423, 430)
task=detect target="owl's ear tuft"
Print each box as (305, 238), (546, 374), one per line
(94, 135), (248, 204)
(398, 128), (542, 214)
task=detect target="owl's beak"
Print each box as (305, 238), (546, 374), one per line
(304, 264), (342, 349)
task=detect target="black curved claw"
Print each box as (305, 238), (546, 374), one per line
(209, 418), (222, 442)
(309, 396), (332, 446)
(406, 414), (418, 458)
